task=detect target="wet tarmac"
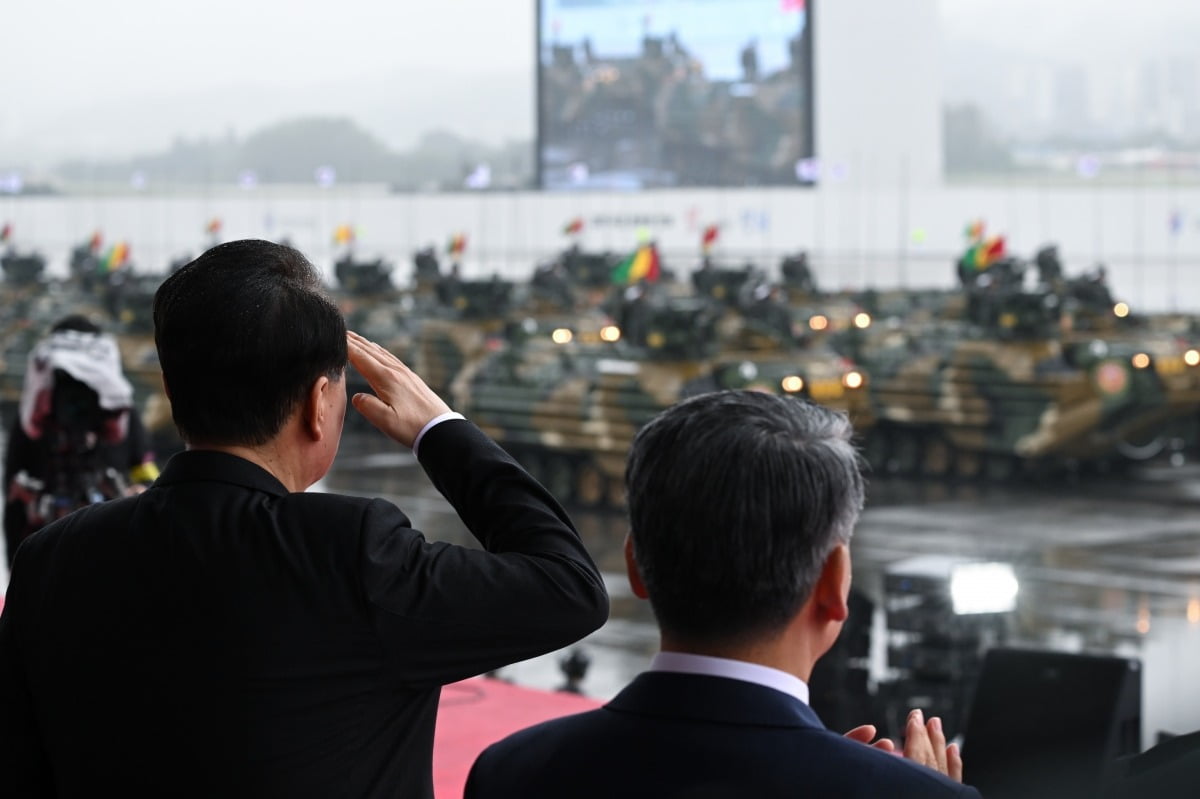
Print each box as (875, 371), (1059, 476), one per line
(326, 433), (1200, 746)
(328, 436), (1200, 734)
(5, 432), (1200, 747)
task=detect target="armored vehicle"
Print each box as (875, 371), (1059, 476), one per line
(68, 236), (104, 288)
(411, 247), (442, 284)
(0, 320), (39, 423)
(411, 277), (516, 400)
(1062, 308), (1200, 459)
(451, 296), (871, 507)
(1, 250), (46, 285)
(857, 285), (1176, 478)
(558, 245), (622, 289)
(780, 251), (818, 297)
(692, 258), (757, 306)
(412, 252), (629, 403)
(107, 273), (162, 334)
(335, 253), (394, 295)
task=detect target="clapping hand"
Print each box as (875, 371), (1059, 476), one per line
(843, 709), (963, 783)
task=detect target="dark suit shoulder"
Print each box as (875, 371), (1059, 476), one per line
(272, 490), (399, 527)
(15, 493), (141, 560)
(469, 703), (979, 799)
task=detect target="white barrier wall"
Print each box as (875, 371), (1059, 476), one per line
(3, 181), (1200, 312)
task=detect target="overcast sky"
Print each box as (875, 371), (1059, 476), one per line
(0, 0), (539, 163)
(8, 1), (530, 109)
(1, 0), (1196, 165)
(942, 0), (1198, 58)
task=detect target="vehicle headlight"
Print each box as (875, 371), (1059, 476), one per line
(781, 375), (804, 393)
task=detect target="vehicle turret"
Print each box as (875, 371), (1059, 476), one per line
(452, 291), (871, 508)
(335, 253), (394, 295)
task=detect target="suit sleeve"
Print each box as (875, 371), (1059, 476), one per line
(360, 419), (609, 685)
(0, 552), (55, 796)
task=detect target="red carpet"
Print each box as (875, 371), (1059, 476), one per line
(434, 677), (602, 798)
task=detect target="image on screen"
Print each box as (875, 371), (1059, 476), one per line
(537, 0), (814, 190)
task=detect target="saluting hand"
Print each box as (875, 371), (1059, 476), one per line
(346, 331), (451, 449)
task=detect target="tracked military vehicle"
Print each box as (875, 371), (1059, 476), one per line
(451, 294), (871, 507)
(780, 252), (818, 297)
(335, 253), (394, 295)
(410, 276), (517, 400)
(331, 252), (411, 388)
(692, 258), (758, 307)
(857, 281), (1176, 478)
(68, 237), (104, 289)
(1059, 303), (1200, 460)
(558, 245), (622, 290)
(1, 250), (46, 285)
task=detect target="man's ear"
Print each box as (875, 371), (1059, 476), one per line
(813, 544), (851, 624)
(624, 533), (649, 599)
(304, 376), (330, 440)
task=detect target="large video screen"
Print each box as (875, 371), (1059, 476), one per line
(537, 0), (814, 190)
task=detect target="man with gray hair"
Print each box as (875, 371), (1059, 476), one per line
(467, 390), (981, 798)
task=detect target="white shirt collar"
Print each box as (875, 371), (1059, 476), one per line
(649, 651), (810, 705)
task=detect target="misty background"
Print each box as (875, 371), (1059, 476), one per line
(2, 0), (1198, 188)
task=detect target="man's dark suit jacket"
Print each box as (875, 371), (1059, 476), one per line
(0, 420), (609, 798)
(466, 672), (982, 798)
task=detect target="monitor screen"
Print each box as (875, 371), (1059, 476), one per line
(537, 0), (815, 190)
(962, 648), (1141, 799)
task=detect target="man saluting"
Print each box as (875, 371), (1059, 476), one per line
(0, 239), (608, 798)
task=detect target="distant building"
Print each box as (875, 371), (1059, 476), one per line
(1166, 57), (1198, 139)
(1052, 65), (1090, 135)
(1138, 60), (1166, 132)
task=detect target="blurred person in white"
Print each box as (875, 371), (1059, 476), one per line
(3, 314), (159, 567)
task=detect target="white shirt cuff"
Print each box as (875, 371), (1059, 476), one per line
(412, 412), (465, 458)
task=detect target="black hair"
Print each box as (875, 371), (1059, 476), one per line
(625, 390), (864, 647)
(152, 239), (347, 446)
(51, 315), (102, 335)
